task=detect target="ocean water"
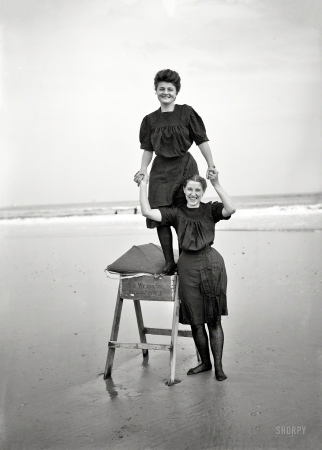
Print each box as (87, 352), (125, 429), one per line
(1, 192), (321, 220)
(0, 192), (321, 231)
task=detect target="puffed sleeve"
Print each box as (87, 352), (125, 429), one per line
(211, 202), (231, 223)
(158, 207), (178, 227)
(188, 107), (209, 146)
(139, 116), (153, 152)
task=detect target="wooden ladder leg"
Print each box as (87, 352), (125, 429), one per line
(168, 277), (180, 386)
(104, 285), (123, 379)
(133, 300), (148, 359)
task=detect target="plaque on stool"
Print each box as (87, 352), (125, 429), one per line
(120, 275), (176, 301)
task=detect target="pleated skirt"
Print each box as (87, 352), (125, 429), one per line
(177, 246), (228, 325)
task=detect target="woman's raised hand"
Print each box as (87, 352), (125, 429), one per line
(208, 170), (219, 186)
(134, 170), (148, 186)
(206, 166), (218, 179)
(139, 172), (148, 184)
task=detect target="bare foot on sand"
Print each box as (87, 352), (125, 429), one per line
(187, 362), (212, 375)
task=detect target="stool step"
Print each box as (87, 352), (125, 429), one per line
(145, 327), (193, 337)
(109, 341), (171, 351)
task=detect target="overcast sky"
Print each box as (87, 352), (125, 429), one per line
(1, 0), (321, 207)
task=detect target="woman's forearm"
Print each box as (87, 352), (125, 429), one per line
(198, 142), (215, 167)
(213, 182), (236, 216)
(139, 182), (162, 222)
(139, 182), (150, 216)
(140, 150), (153, 171)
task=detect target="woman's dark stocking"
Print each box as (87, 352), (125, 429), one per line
(157, 226), (177, 275)
(207, 319), (227, 381)
(187, 324), (212, 375)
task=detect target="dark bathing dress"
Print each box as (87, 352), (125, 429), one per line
(159, 202), (231, 325)
(139, 104), (209, 228)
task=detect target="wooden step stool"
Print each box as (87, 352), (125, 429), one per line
(104, 274), (194, 386)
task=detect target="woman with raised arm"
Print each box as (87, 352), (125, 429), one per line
(134, 69), (217, 275)
(139, 171), (236, 380)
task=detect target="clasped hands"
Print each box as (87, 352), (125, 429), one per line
(206, 166), (218, 179)
(134, 166), (218, 186)
(134, 170), (148, 186)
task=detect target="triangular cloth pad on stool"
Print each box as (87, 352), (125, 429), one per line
(106, 243), (178, 274)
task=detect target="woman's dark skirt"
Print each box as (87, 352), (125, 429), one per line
(147, 152), (198, 229)
(177, 246), (228, 325)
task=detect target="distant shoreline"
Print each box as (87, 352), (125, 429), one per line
(0, 192), (321, 221)
(0, 206), (321, 231)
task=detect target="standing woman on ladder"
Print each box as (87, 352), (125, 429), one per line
(138, 171), (236, 380)
(134, 69), (217, 275)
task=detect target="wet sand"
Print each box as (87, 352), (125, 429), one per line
(0, 219), (321, 449)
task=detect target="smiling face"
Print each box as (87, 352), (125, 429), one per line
(183, 180), (205, 208)
(156, 81), (177, 108)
